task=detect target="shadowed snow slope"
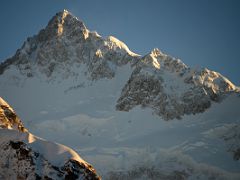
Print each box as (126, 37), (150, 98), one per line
(0, 10), (240, 179)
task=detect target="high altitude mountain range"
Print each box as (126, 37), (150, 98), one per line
(0, 10), (240, 179)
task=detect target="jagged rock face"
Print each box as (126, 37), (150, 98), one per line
(0, 97), (26, 131)
(117, 49), (239, 120)
(0, 10), (138, 81)
(0, 97), (100, 180)
(0, 140), (99, 180)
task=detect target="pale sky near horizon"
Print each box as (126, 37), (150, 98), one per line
(0, 0), (239, 85)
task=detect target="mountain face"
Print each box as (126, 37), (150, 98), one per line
(0, 10), (238, 120)
(0, 97), (100, 180)
(0, 10), (240, 179)
(0, 10), (138, 81)
(117, 48), (239, 120)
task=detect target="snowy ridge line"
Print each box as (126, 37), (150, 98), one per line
(0, 96), (100, 179)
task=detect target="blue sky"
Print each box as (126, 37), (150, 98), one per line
(0, 0), (239, 85)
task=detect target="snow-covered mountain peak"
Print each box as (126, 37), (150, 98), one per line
(134, 48), (161, 69)
(0, 10), (139, 81)
(57, 9), (71, 18)
(117, 49), (239, 120)
(138, 48), (188, 74)
(55, 9), (71, 23)
(189, 67), (238, 94)
(107, 36), (140, 57)
(150, 48), (164, 57)
(40, 10), (88, 40)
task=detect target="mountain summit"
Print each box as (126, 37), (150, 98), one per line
(42, 9), (88, 41)
(0, 9), (138, 80)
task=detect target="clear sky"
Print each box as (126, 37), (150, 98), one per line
(0, 0), (239, 85)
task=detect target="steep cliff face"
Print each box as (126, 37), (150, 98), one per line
(0, 97), (100, 180)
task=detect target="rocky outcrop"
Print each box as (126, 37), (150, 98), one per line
(0, 97), (26, 132)
(0, 97), (100, 180)
(0, 140), (99, 180)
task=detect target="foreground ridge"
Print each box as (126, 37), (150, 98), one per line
(0, 97), (100, 180)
